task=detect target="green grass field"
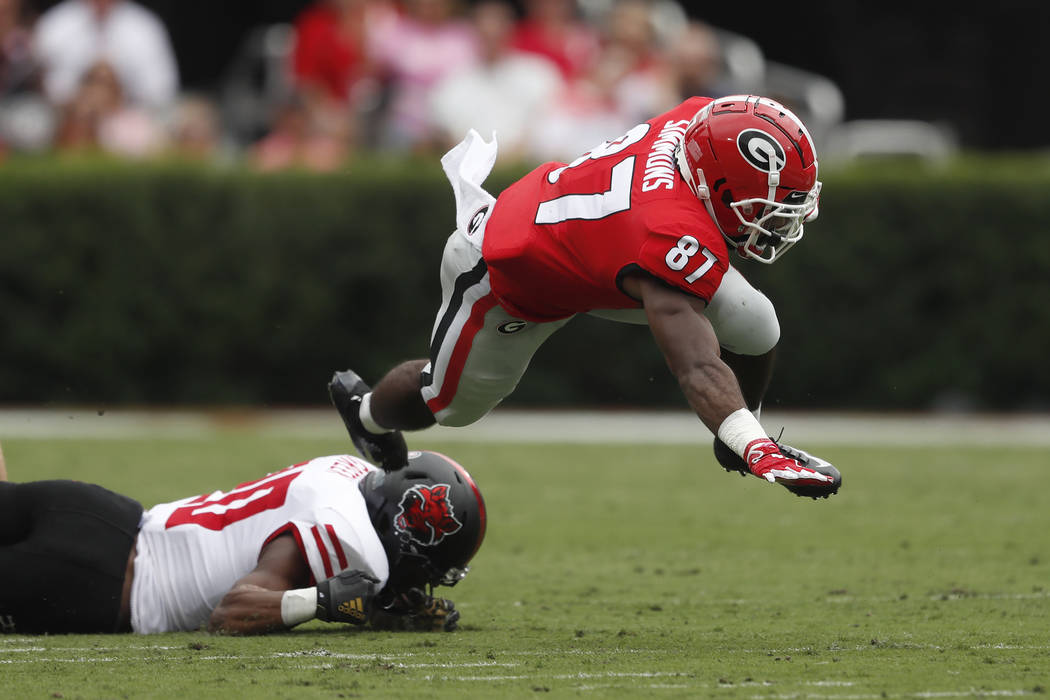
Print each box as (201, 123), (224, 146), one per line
(2, 432), (1049, 699)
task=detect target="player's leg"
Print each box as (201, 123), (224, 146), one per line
(0, 482), (29, 545)
(330, 232), (482, 468)
(350, 306), (568, 435)
(0, 440), (7, 481)
(0, 482), (20, 633)
(419, 232), (572, 426)
(422, 291), (570, 427)
(369, 359), (435, 430)
(383, 231), (571, 428)
(0, 480), (143, 634)
(332, 231), (569, 464)
(329, 367), (411, 471)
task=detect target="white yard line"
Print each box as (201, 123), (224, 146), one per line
(2, 408), (1050, 447)
(0, 647), (1039, 698)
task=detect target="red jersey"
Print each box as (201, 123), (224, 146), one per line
(482, 97), (729, 322)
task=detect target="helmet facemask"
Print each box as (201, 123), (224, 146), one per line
(729, 181), (821, 264)
(385, 543), (470, 592)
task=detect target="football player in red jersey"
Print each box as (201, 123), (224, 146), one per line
(0, 450), (484, 635)
(331, 95), (840, 498)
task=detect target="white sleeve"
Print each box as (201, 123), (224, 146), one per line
(286, 508), (389, 588)
(276, 456), (390, 587)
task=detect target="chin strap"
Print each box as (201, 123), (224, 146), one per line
(692, 166), (734, 244)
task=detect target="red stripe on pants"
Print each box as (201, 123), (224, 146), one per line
(426, 293), (500, 415)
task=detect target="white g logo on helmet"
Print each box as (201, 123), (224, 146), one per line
(737, 129), (785, 173)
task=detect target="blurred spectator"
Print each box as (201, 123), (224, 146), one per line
(666, 20), (730, 101)
(166, 93), (225, 162)
(53, 59), (167, 157)
(248, 91), (350, 171)
(32, 0), (178, 113)
(368, 0), (477, 151)
(428, 0), (563, 161)
(599, 0), (676, 123)
(0, 0), (52, 154)
(511, 0), (599, 82)
(54, 58), (165, 157)
(523, 53), (634, 162)
(288, 0), (397, 153)
(523, 0), (672, 162)
(0, 0), (36, 96)
(290, 0), (389, 106)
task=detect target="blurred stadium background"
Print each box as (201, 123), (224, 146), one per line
(1, 0), (1048, 418)
(8, 0), (1045, 157)
(3, 8), (1047, 694)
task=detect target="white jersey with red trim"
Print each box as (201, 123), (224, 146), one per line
(130, 455), (388, 634)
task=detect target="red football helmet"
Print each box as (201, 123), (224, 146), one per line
(676, 95), (821, 263)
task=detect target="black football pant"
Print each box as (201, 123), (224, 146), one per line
(0, 480), (143, 634)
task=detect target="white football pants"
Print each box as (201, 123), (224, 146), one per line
(419, 229), (780, 427)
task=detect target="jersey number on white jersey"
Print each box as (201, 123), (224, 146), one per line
(165, 466), (304, 531)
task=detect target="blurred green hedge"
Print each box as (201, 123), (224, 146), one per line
(1, 155), (1048, 410)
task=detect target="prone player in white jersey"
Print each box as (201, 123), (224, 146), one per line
(0, 449), (486, 635)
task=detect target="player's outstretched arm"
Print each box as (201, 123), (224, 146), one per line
(625, 274), (747, 434)
(208, 534), (314, 634)
(626, 274), (839, 496)
(208, 534), (384, 635)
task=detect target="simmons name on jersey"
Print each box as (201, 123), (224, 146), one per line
(482, 97), (729, 322)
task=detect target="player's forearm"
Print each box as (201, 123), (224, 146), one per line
(209, 569), (380, 634)
(675, 358), (749, 434)
(208, 584), (304, 635)
(642, 290), (747, 433)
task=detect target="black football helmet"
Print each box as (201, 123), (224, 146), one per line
(360, 450), (487, 592)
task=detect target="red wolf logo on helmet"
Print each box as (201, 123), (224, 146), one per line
(395, 483), (463, 546)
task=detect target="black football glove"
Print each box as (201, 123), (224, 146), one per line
(315, 570), (380, 625)
(370, 587), (460, 632)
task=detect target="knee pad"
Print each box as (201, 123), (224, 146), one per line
(706, 267), (780, 356)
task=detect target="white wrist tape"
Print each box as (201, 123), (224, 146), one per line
(280, 587), (318, 627)
(359, 393), (392, 435)
(717, 408), (768, 458)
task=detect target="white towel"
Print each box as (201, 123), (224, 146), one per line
(440, 129), (499, 250)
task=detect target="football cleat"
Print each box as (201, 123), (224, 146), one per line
(714, 436), (841, 499)
(329, 369), (408, 472)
